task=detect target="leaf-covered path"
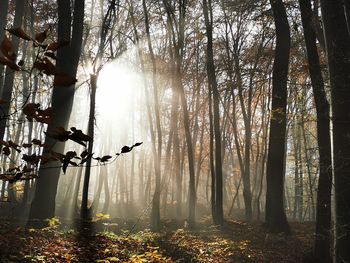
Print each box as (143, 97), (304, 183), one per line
(0, 218), (313, 262)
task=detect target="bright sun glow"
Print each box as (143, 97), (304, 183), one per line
(96, 58), (142, 121)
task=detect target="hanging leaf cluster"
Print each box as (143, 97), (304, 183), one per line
(22, 103), (53, 124)
(0, 133), (143, 181)
(0, 27), (76, 85)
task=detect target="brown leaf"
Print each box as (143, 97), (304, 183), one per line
(121, 146), (132, 153)
(0, 140), (9, 147)
(100, 155), (112, 162)
(22, 154), (40, 165)
(0, 99), (7, 104)
(45, 127), (70, 142)
(62, 151), (77, 174)
(0, 56), (19, 71)
(8, 140), (21, 152)
(0, 36), (16, 61)
(22, 103), (40, 121)
(80, 150), (89, 159)
(54, 74), (77, 86)
(43, 57), (56, 74)
(47, 40), (70, 51)
(36, 106), (53, 124)
(44, 51), (56, 60)
(81, 153), (93, 165)
(34, 58), (56, 75)
(22, 166), (34, 173)
(2, 147), (10, 156)
(68, 127), (92, 147)
(6, 27), (31, 41)
(35, 29), (48, 43)
(31, 139), (43, 146)
(0, 56), (11, 66)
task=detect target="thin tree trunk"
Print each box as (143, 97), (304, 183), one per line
(203, 0), (224, 225)
(81, 73), (97, 219)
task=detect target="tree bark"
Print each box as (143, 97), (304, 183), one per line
(299, 0), (332, 260)
(203, 0), (224, 225)
(29, 0), (85, 223)
(141, 0), (162, 231)
(0, 0), (9, 90)
(81, 73), (97, 219)
(320, 1), (350, 261)
(265, 0), (291, 233)
(0, 0), (25, 142)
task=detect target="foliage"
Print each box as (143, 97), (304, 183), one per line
(0, 219), (313, 263)
(94, 213), (111, 221)
(46, 217), (61, 228)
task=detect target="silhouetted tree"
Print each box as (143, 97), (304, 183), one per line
(29, 0), (85, 222)
(299, 0), (332, 261)
(320, 0), (350, 261)
(265, 0), (290, 233)
(203, 0), (224, 225)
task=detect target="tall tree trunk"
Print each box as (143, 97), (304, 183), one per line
(0, 0), (25, 142)
(165, 0), (196, 227)
(299, 0), (332, 261)
(29, 0), (85, 223)
(320, 1), (350, 261)
(141, 0), (162, 231)
(0, 0), (9, 90)
(203, 0), (224, 225)
(265, 0), (291, 233)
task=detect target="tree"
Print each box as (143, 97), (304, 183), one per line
(203, 0), (224, 225)
(265, 0), (290, 233)
(0, 0), (9, 88)
(29, 0), (85, 222)
(0, 0), (25, 143)
(163, 0), (196, 228)
(299, 0), (332, 261)
(320, 0), (350, 261)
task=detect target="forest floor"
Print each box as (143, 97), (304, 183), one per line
(0, 216), (314, 263)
